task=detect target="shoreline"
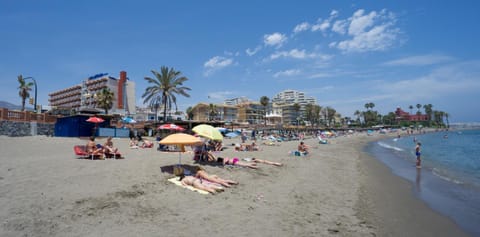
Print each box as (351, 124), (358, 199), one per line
(356, 135), (470, 237)
(0, 134), (471, 236)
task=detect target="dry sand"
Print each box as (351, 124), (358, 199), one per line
(0, 133), (469, 237)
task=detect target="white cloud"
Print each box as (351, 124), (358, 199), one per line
(293, 22), (310, 34)
(204, 56), (233, 68)
(383, 54), (454, 66)
(246, 46), (262, 56)
(377, 61), (480, 102)
(273, 69), (301, 78)
(332, 19), (347, 34)
(308, 73), (332, 79)
(203, 56), (234, 76)
(330, 10), (339, 17)
(264, 32), (287, 47)
(312, 20), (330, 32)
(348, 9), (376, 35)
(207, 91), (234, 101)
(333, 9), (400, 53)
(269, 49), (316, 60)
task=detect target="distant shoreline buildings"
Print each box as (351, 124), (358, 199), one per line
(48, 74), (321, 125)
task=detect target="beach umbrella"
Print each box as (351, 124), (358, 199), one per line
(225, 132), (239, 138)
(86, 116), (104, 137)
(158, 123), (185, 132)
(122, 117), (136, 124)
(86, 116), (104, 123)
(192, 124), (223, 141)
(159, 133), (203, 164)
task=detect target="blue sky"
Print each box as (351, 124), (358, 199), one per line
(1, 1), (480, 122)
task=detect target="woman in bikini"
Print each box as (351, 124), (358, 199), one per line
(217, 157), (258, 169)
(194, 167), (238, 187)
(180, 175), (224, 194)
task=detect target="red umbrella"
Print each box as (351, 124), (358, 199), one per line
(158, 123), (185, 131)
(86, 116), (105, 123)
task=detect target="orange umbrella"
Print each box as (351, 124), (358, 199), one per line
(159, 133), (203, 164)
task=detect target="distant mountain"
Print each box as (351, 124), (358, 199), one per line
(0, 101), (29, 110)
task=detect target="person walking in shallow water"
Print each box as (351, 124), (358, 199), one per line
(415, 142), (422, 168)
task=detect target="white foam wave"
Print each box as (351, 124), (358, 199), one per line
(432, 168), (464, 184)
(377, 141), (404, 151)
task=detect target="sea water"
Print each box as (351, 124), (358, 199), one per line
(366, 129), (480, 236)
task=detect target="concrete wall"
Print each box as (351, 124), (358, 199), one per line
(0, 120), (55, 137)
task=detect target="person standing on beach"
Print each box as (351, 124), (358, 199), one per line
(415, 142), (422, 168)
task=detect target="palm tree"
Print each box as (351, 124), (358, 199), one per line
(186, 106), (194, 120)
(17, 75), (33, 111)
(325, 107), (336, 127)
(313, 105), (321, 128)
(364, 103), (370, 111)
(409, 105), (414, 114)
(416, 104), (422, 113)
(304, 104), (314, 127)
(444, 112), (450, 129)
(423, 104), (433, 126)
(293, 103), (301, 127)
(96, 88), (114, 114)
(208, 103), (218, 121)
(142, 66), (191, 123)
(354, 110), (362, 125)
(260, 96), (269, 125)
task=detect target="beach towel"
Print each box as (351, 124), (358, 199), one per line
(167, 177), (209, 195)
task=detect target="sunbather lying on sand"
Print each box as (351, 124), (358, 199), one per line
(242, 157), (283, 166)
(217, 157), (258, 169)
(194, 166), (238, 187)
(180, 175), (224, 194)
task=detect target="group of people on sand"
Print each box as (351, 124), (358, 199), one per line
(179, 156), (283, 193)
(179, 166), (239, 194)
(179, 144), (284, 193)
(234, 142), (260, 152)
(129, 135), (154, 149)
(85, 136), (120, 159)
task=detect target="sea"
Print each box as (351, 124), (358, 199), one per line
(366, 129), (480, 236)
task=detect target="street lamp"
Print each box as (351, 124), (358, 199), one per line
(24, 77), (37, 113)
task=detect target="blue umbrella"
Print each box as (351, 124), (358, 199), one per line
(122, 117), (136, 124)
(225, 132), (239, 138)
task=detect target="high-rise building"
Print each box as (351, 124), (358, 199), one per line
(271, 89), (317, 124)
(271, 89), (317, 106)
(48, 71), (136, 115)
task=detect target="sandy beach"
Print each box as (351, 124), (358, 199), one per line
(0, 133), (469, 237)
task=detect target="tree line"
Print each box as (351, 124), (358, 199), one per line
(17, 67), (449, 128)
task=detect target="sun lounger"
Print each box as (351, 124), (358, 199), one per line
(74, 145), (104, 160)
(104, 150), (123, 159)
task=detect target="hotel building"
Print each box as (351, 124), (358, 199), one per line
(48, 71), (136, 115)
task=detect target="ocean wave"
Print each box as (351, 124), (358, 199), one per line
(432, 168), (464, 184)
(377, 141), (404, 151)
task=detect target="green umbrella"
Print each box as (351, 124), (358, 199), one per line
(192, 124), (224, 141)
